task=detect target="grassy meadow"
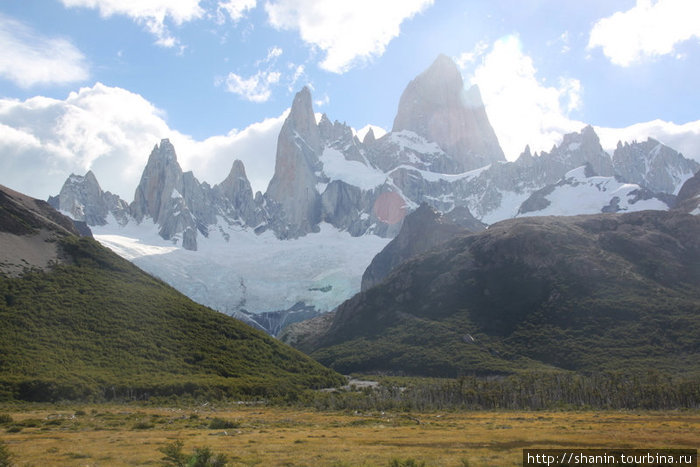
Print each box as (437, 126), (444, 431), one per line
(1, 404), (698, 466)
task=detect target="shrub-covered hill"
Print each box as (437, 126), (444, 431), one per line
(301, 210), (700, 377)
(0, 185), (343, 401)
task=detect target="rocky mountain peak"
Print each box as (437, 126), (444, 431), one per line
(49, 170), (108, 226)
(286, 86), (321, 151)
(542, 126), (614, 178)
(216, 159), (257, 225)
(391, 54), (505, 171)
(131, 138), (185, 224)
(612, 137), (699, 194)
(265, 87), (324, 238)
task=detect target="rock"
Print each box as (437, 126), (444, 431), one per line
(391, 54), (506, 171)
(265, 87), (323, 238)
(613, 138), (700, 194)
(131, 139), (184, 225)
(48, 171), (129, 226)
(215, 159), (259, 226)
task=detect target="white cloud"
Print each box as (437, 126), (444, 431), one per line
(455, 40), (489, 68)
(0, 14), (89, 88)
(465, 35), (584, 160)
(264, 0), (434, 73)
(0, 83), (285, 200)
(588, 0), (700, 66)
(224, 46), (286, 102)
(178, 111), (287, 193)
(60, 0), (205, 48)
(288, 63), (306, 91)
(596, 119), (700, 162)
(224, 70), (281, 102)
(218, 0), (257, 22)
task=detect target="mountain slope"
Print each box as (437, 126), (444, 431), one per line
(361, 202), (484, 291)
(0, 185), (343, 401)
(675, 169), (700, 215)
(302, 210), (700, 377)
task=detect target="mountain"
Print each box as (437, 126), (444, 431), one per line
(293, 210), (700, 377)
(361, 202), (485, 292)
(48, 54), (699, 334)
(0, 184), (343, 401)
(392, 54), (505, 171)
(675, 169), (700, 215)
(48, 171), (129, 227)
(613, 138), (699, 194)
(516, 164), (674, 217)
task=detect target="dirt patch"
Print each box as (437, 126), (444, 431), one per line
(0, 229), (63, 277)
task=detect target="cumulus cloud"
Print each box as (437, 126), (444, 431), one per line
(177, 111), (287, 193)
(0, 13), (89, 88)
(588, 0), (700, 66)
(264, 0), (434, 73)
(464, 35), (584, 160)
(0, 83), (285, 200)
(60, 0), (205, 48)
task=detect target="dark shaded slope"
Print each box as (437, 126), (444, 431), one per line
(675, 169), (700, 214)
(0, 185), (343, 401)
(361, 203), (484, 291)
(308, 211), (700, 377)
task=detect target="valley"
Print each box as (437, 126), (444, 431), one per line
(1, 403), (698, 466)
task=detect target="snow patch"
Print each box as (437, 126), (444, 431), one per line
(518, 168), (669, 217)
(392, 164), (490, 183)
(320, 147), (387, 190)
(480, 190), (532, 225)
(390, 130), (444, 155)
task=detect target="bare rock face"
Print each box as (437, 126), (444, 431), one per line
(613, 138), (700, 194)
(215, 159), (259, 226)
(48, 171), (129, 226)
(131, 139), (184, 225)
(130, 139), (201, 249)
(392, 54), (506, 171)
(265, 87), (324, 238)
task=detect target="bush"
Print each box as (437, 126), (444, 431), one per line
(0, 440), (14, 467)
(389, 459), (426, 467)
(208, 418), (239, 430)
(159, 440), (227, 467)
(0, 414), (12, 425)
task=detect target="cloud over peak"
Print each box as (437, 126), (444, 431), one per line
(264, 0), (434, 73)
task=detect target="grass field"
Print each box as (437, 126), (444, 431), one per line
(0, 405), (698, 466)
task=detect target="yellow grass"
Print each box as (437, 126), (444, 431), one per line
(1, 405), (698, 466)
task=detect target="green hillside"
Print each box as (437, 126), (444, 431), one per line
(303, 211), (700, 377)
(0, 186), (343, 402)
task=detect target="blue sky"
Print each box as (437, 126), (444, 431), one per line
(1, 0), (699, 199)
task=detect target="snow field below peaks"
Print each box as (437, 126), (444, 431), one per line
(93, 220), (391, 316)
